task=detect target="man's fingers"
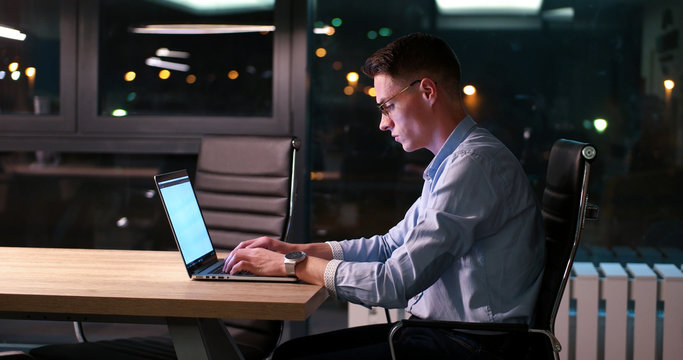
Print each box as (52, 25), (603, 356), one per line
(229, 260), (249, 275)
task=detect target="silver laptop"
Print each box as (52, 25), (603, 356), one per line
(154, 169), (296, 282)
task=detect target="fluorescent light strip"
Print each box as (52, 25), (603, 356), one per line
(436, 0), (543, 15)
(159, 0), (274, 14)
(313, 26), (333, 34)
(542, 7), (574, 21)
(156, 47), (190, 59)
(0, 25), (27, 41)
(145, 57), (190, 72)
(131, 24), (275, 35)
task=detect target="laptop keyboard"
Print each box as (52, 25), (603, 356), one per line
(209, 267), (227, 274)
(208, 267), (252, 276)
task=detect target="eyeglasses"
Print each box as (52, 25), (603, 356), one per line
(377, 79), (421, 115)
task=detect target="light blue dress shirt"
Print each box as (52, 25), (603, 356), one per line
(324, 115), (545, 324)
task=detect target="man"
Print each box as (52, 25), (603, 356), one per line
(224, 33), (544, 359)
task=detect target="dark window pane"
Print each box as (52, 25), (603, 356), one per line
(98, 0), (274, 117)
(0, 0), (60, 115)
(309, 0), (683, 265)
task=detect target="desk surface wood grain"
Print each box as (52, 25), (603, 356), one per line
(0, 247), (328, 321)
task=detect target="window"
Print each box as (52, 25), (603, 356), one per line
(0, 0), (297, 150)
(76, 0), (292, 138)
(97, 0), (275, 117)
(308, 0), (683, 264)
(0, 0), (306, 250)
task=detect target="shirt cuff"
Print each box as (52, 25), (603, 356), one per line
(326, 241), (344, 260)
(323, 259), (342, 298)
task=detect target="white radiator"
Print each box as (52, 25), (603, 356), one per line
(557, 262), (683, 360)
(347, 262), (683, 360)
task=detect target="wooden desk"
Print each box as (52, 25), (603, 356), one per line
(0, 247), (329, 360)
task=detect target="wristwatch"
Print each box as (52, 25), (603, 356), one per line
(284, 251), (307, 277)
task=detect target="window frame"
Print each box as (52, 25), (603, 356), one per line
(0, 0), (77, 133)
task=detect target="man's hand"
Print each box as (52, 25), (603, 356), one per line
(221, 236), (332, 285)
(223, 236), (294, 274)
(223, 247), (287, 276)
(235, 236), (292, 253)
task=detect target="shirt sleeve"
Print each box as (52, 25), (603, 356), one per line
(333, 151), (504, 309)
(326, 241), (344, 260)
(323, 259), (342, 297)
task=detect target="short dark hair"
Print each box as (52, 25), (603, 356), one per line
(362, 33), (461, 93)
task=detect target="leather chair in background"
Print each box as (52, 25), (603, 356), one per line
(195, 135), (300, 249)
(194, 135), (301, 359)
(388, 139), (599, 360)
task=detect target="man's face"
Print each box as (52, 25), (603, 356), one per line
(374, 74), (430, 152)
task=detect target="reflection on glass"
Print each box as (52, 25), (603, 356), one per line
(0, 0), (60, 115)
(309, 0), (683, 263)
(98, 0), (275, 117)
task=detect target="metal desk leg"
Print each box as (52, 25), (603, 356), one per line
(167, 317), (245, 360)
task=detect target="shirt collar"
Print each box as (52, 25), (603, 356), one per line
(424, 115), (477, 181)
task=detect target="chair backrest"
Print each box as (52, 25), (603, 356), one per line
(194, 135), (300, 360)
(195, 135), (300, 250)
(533, 139), (597, 335)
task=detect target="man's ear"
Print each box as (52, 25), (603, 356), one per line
(420, 78), (438, 104)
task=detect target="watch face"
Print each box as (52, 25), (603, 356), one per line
(285, 251), (305, 260)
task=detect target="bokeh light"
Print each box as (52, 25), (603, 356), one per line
(664, 79), (675, 90)
(124, 71), (136, 82)
(364, 86), (377, 97)
(463, 85), (476, 96)
(378, 27), (392, 37)
(593, 118), (608, 133)
(25, 67), (36, 78)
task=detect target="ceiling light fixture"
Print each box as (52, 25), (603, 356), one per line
(156, 48), (190, 58)
(131, 24), (275, 35)
(154, 0), (274, 15)
(436, 0), (543, 15)
(145, 57), (190, 72)
(0, 25), (26, 41)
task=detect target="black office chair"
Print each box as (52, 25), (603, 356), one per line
(29, 135), (301, 360)
(387, 139), (599, 360)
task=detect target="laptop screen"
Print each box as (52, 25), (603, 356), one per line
(156, 172), (214, 267)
